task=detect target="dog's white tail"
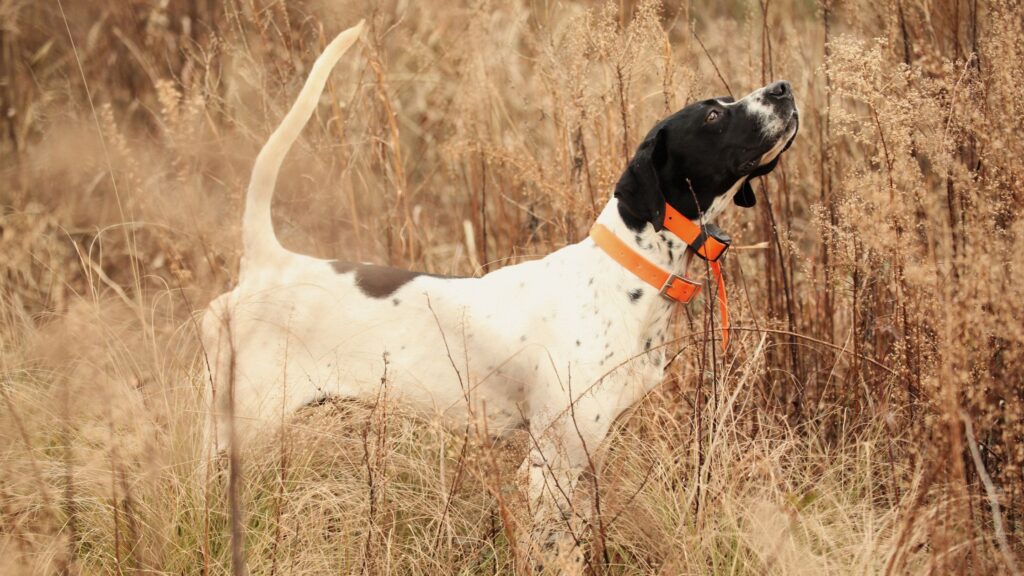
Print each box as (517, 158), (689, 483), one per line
(241, 20), (365, 271)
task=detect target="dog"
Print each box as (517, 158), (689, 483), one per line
(201, 19), (797, 569)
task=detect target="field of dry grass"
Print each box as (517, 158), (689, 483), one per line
(1, 0), (1022, 574)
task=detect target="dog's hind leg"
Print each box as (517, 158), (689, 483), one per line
(198, 293), (239, 459)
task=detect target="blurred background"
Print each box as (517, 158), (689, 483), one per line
(1, 0), (1021, 573)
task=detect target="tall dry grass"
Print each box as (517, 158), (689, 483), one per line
(1, 0), (1021, 573)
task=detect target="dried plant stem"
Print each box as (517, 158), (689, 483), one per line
(691, 23), (733, 99)
(361, 355), (391, 576)
(320, 24), (363, 260)
(368, 50), (412, 265)
(225, 317), (247, 576)
(56, 0), (144, 323)
(961, 411), (1022, 576)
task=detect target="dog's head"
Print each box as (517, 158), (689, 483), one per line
(615, 80), (798, 230)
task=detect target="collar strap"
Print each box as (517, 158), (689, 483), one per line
(663, 204), (731, 347)
(708, 259), (730, 349)
(663, 204), (732, 262)
(590, 223), (702, 304)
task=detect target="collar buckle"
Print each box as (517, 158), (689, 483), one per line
(659, 273), (702, 303)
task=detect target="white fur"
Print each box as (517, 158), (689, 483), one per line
(704, 177), (746, 221)
(743, 94), (785, 137)
(759, 118), (797, 164)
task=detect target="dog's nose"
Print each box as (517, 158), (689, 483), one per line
(765, 80), (792, 99)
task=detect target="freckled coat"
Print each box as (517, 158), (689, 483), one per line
(203, 199), (679, 447)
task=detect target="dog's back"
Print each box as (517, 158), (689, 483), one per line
(202, 240), (588, 449)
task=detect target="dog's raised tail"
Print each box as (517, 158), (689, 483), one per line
(241, 20), (365, 271)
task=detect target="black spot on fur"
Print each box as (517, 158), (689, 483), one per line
(628, 288), (643, 302)
(595, 414), (601, 422)
(331, 261), (452, 298)
(392, 298), (401, 306)
(645, 338), (652, 351)
(520, 335), (527, 342)
(576, 339), (581, 347)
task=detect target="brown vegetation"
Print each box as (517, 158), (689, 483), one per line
(1, 0), (1021, 573)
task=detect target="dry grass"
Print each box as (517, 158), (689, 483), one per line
(1, 0), (1022, 573)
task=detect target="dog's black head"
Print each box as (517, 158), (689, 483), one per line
(615, 80), (799, 231)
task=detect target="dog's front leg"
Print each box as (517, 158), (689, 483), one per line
(518, 431), (585, 574)
(518, 406), (612, 575)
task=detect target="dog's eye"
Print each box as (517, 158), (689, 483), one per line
(705, 109), (721, 123)
(742, 159), (758, 172)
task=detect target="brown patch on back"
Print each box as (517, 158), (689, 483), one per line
(330, 260), (452, 298)
(355, 265), (428, 298)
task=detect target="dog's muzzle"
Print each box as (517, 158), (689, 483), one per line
(765, 80), (799, 136)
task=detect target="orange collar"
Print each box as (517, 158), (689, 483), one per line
(590, 206), (731, 349)
(663, 203), (732, 262)
(590, 223), (703, 304)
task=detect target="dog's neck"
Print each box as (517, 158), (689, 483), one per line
(586, 184), (740, 348)
(593, 176), (744, 277)
(593, 198), (693, 279)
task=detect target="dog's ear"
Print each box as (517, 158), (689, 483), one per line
(734, 179), (756, 207)
(737, 158), (781, 207)
(738, 152), (786, 209)
(614, 127), (668, 231)
(750, 156), (779, 178)
(738, 153), (788, 207)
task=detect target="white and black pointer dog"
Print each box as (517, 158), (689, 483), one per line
(202, 20), (797, 566)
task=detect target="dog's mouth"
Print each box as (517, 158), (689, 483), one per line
(758, 111), (798, 165)
(780, 111), (799, 152)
